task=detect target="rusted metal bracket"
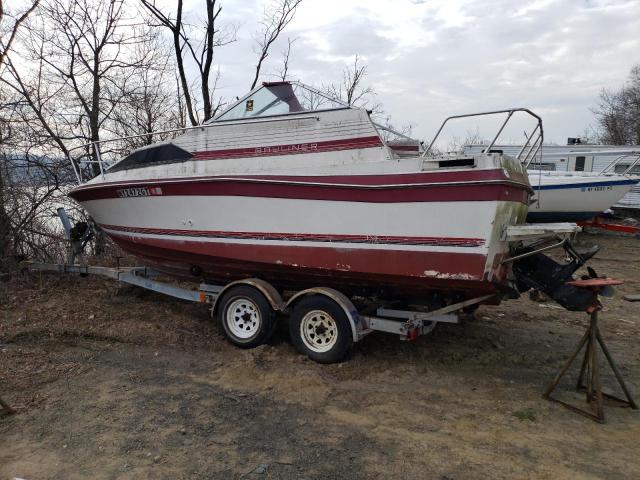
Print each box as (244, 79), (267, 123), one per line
(362, 294), (495, 340)
(501, 238), (567, 264)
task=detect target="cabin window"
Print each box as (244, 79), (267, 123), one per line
(614, 163), (640, 174)
(107, 144), (193, 173)
(527, 162), (556, 171)
(438, 158), (475, 168)
(574, 156), (586, 171)
(214, 82), (346, 122)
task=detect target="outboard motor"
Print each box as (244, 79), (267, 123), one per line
(513, 243), (600, 311)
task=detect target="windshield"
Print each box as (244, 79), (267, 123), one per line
(214, 82), (347, 121)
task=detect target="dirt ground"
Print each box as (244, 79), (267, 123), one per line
(1, 233), (640, 479)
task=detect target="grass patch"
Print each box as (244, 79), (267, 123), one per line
(513, 409), (537, 422)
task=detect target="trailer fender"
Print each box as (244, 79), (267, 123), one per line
(211, 278), (285, 316)
(285, 287), (363, 342)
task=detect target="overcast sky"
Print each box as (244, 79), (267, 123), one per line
(196, 0), (639, 146)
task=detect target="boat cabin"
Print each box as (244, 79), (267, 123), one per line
(102, 81), (438, 179)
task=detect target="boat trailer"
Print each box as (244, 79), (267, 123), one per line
(30, 213), (589, 346)
(25, 261), (491, 343)
(30, 210), (599, 346)
(24, 257), (639, 423)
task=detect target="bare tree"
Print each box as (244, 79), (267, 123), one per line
(344, 55), (371, 106)
(321, 56), (419, 146)
(2, 0), (153, 176)
(1, 0), (160, 257)
(0, 83), (77, 264)
(0, 149), (72, 261)
(0, 0), (39, 265)
(108, 29), (182, 151)
(593, 64), (640, 145)
(141, 0), (236, 125)
(0, 128), (10, 262)
(324, 55), (380, 112)
(42, 0), (151, 172)
(0, 0), (40, 67)
(249, 0), (302, 90)
(447, 129), (489, 153)
(278, 36), (296, 81)
(140, 0), (194, 125)
(294, 55), (381, 116)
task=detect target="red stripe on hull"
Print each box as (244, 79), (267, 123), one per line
(191, 136), (383, 160)
(101, 224), (486, 247)
(108, 234), (498, 298)
(70, 176), (530, 204)
(73, 169), (517, 190)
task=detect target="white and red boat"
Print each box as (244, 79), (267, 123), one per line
(67, 82), (564, 302)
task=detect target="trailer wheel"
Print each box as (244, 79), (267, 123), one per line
(217, 286), (276, 348)
(289, 295), (353, 364)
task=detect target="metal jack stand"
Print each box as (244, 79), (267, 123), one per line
(543, 278), (638, 423)
(57, 207), (94, 265)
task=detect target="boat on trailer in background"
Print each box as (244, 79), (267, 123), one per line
(525, 167), (639, 222)
(462, 145), (640, 222)
(56, 81), (598, 363)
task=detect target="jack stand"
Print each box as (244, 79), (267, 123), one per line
(543, 278), (638, 423)
(57, 207), (94, 265)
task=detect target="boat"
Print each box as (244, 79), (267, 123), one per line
(462, 145), (640, 222)
(67, 82), (577, 304)
(526, 170), (638, 222)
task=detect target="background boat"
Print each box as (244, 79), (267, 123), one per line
(464, 144), (640, 221)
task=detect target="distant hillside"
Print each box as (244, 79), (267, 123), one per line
(1, 153), (77, 187)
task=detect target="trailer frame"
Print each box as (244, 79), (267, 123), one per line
(27, 208), (583, 362)
(25, 261), (493, 344)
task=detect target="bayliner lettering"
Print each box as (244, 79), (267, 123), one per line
(255, 143), (318, 154)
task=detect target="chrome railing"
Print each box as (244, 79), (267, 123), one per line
(66, 113), (322, 184)
(421, 108), (544, 166)
(597, 151), (640, 176)
(66, 123), (223, 184)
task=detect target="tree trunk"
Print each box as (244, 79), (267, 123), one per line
(0, 165), (13, 263)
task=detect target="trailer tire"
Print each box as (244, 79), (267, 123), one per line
(289, 295), (353, 364)
(217, 286), (276, 348)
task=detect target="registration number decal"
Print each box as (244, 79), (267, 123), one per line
(117, 187), (163, 198)
(580, 186), (612, 192)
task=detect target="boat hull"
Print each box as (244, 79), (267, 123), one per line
(110, 234), (495, 297)
(69, 169), (530, 300)
(527, 172), (637, 222)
